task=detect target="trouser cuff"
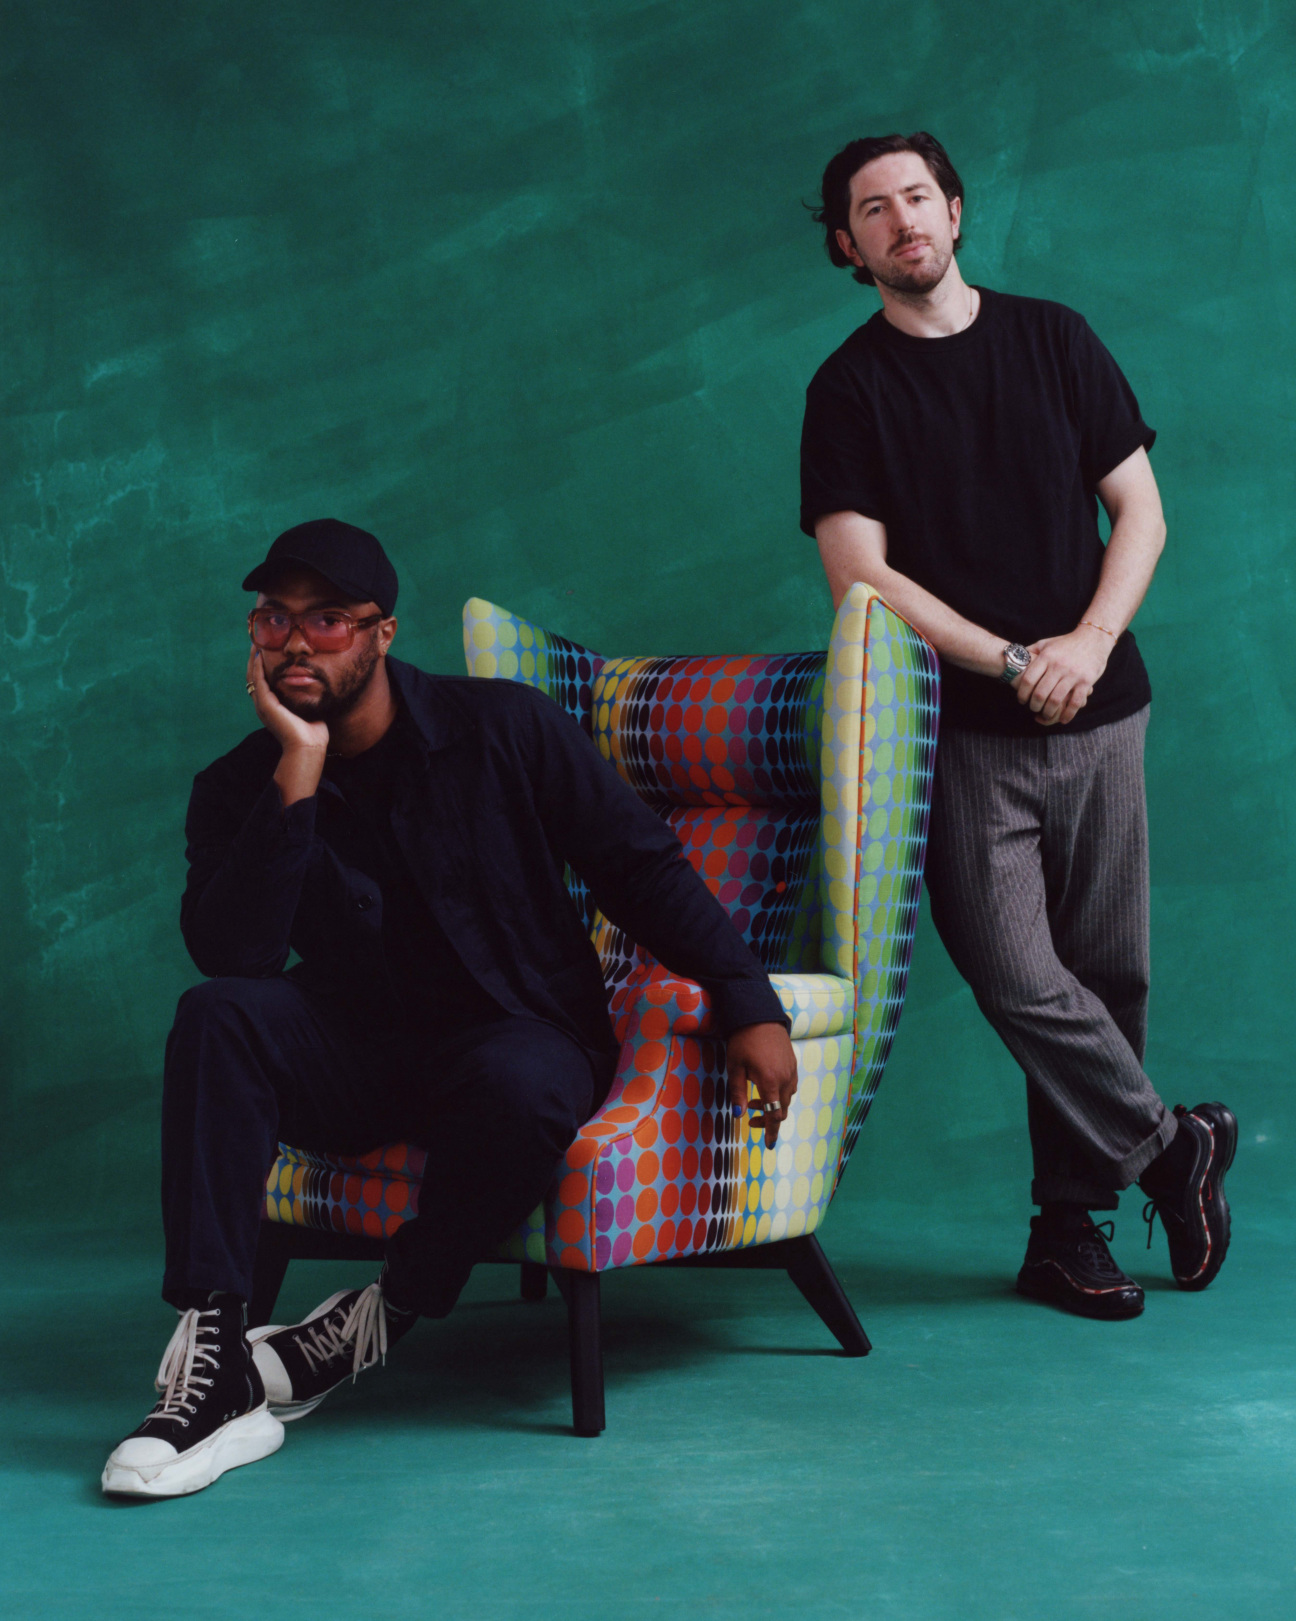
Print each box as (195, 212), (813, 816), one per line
(1030, 1177), (1119, 1211)
(162, 1270), (250, 1311)
(1031, 1108), (1178, 1210)
(1116, 1108), (1178, 1187)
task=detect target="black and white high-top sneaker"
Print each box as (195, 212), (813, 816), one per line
(249, 1277), (416, 1421)
(102, 1294), (284, 1497)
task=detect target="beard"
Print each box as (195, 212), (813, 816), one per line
(868, 236), (953, 296)
(266, 640), (381, 723)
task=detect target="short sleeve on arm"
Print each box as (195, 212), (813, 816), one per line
(799, 363), (888, 537)
(1068, 316), (1156, 488)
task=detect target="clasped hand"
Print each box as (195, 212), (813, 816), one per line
(1012, 625), (1113, 726)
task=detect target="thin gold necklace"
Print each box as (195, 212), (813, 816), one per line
(963, 289), (979, 330)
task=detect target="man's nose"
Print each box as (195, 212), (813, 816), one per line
(284, 622), (314, 654)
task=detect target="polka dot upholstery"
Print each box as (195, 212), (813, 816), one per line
(591, 653), (823, 806)
(264, 583), (939, 1274)
(544, 969), (855, 1269)
(592, 804), (821, 999)
(462, 596), (600, 731)
(264, 1141), (548, 1264)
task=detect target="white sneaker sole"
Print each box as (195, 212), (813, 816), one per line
(254, 1388), (331, 1423)
(101, 1404), (285, 1498)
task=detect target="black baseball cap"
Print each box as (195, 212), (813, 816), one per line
(242, 519), (399, 615)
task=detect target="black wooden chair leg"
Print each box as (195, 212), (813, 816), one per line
(785, 1234), (871, 1356)
(520, 1260), (548, 1302)
(552, 1268), (605, 1436)
(247, 1223), (295, 1328)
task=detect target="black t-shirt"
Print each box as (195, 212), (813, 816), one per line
(800, 288), (1155, 734)
(324, 709), (503, 1030)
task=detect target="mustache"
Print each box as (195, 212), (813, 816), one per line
(267, 658), (330, 686)
(892, 233), (931, 251)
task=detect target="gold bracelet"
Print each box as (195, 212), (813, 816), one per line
(1081, 619), (1117, 639)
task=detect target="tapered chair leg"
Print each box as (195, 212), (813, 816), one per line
(520, 1260), (548, 1302)
(785, 1234), (871, 1356)
(247, 1223), (295, 1328)
(552, 1268), (605, 1436)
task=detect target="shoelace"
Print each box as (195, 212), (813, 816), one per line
(1141, 1193), (1195, 1247)
(293, 1283), (389, 1382)
(1073, 1220), (1123, 1278)
(152, 1306), (222, 1425)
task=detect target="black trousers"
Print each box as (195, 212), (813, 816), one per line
(161, 976), (601, 1315)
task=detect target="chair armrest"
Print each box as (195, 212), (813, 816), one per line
(549, 970), (727, 1269)
(547, 967), (856, 1271)
(607, 963), (713, 1034)
(590, 968), (715, 1137)
(768, 973), (854, 1038)
(589, 967), (852, 1147)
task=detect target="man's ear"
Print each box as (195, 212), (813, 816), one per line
(835, 227), (864, 269)
(949, 195), (962, 242)
(378, 616), (398, 654)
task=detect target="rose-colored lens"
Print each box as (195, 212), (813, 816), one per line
(302, 613), (353, 649)
(250, 611), (290, 649)
(249, 610), (357, 650)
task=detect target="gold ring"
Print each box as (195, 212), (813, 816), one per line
(246, 683), (256, 697)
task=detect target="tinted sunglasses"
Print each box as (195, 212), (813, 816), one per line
(248, 608), (384, 652)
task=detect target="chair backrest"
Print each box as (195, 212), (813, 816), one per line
(464, 588), (939, 1169)
(465, 599), (826, 970)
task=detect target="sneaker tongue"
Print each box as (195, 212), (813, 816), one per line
(1143, 1114), (1199, 1197)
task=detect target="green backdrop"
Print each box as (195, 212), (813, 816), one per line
(3, 0), (1293, 1229)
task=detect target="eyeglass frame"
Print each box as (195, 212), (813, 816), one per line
(247, 606), (386, 653)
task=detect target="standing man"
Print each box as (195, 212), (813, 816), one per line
(800, 132), (1235, 1320)
(102, 519), (797, 1497)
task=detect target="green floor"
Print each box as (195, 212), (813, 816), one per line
(3, 1157), (1293, 1621)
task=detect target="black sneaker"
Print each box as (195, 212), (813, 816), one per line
(248, 1278), (416, 1421)
(1016, 1215), (1145, 1320)
(1140, 1102), (1237, 1291)
(102, 1295), (284, 1497)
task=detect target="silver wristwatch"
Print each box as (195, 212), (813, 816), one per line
(1000, 642), (1031, 683)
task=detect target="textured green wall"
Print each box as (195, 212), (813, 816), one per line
(3, 0), (1292, 1221)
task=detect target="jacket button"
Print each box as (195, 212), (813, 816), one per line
(354, 895), (375, 912)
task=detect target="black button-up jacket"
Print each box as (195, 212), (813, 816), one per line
(181, 658), (786, 1078)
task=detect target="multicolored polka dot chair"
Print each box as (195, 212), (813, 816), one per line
(250, 583), (938, 1434)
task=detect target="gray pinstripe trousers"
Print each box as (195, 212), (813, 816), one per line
(923, 706), (1174, 1208)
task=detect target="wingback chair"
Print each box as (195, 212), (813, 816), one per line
(249, 583), (939, 1434)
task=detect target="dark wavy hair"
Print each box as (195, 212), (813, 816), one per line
(812, 132), (965, 286)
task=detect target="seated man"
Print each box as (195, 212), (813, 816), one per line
(103, 519), (797, 1498)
